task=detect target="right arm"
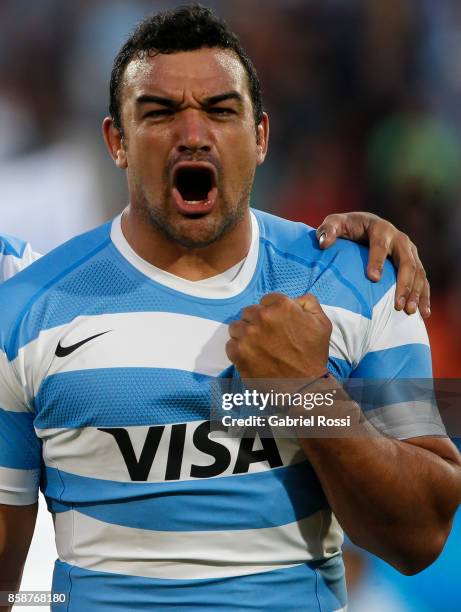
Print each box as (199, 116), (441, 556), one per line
(0, 503), (38, 612)
(316, 211), (430, 317)
(0, 292), (42, 610)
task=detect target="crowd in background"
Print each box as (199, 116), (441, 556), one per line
(1, 1), (460, 609)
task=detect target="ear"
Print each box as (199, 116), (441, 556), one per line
(102, 117), (127, 169)
(256, 112), (269, 165)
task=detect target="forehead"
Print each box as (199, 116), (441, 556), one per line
(121, 47), (250, 102)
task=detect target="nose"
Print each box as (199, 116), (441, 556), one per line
(175, 108), (211, 153)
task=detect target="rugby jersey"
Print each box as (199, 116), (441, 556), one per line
(0, 233), (40, 282)
(0, 210), (444, 611)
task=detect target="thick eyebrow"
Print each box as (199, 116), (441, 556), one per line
(202, 92), (244, 107)
(135, 92), (243, 110)
(136, 94), (181, 109)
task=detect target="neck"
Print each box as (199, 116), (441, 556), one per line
(120, 206), (252, 281)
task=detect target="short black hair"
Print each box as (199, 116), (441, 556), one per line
(109, 4), (263, 134)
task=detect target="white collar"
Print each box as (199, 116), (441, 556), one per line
(110, 210), (260, 299)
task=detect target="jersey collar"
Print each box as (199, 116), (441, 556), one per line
(110, 210), (260, 299)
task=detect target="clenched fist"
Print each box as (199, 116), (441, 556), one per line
(226, 292), (332, 380)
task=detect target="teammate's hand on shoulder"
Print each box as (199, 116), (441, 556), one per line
(316, 212), (430, 319)
(226, 292), (331, 379)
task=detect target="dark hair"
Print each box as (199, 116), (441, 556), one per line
(109, 4), (263, 135)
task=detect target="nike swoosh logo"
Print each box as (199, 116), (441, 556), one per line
(55, 331), (111, 358)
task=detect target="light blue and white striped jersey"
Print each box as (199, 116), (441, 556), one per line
(0, 233), (40, 282)
(0, 210), (443, 611)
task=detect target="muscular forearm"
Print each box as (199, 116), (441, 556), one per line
(225, 290), (460, 573)
(297, 387), (461, 573)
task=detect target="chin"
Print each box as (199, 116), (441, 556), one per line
(145, 197), (246, 248)
(169, 218), (225, 248)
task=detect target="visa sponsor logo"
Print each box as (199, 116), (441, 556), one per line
(98, 421), (284, 481)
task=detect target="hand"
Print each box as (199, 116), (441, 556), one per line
(226, 292), (332, 380)
(316, 212), (430, 318)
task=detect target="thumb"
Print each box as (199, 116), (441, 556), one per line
(260, 292), (287, 307)
(295, 293), (323, 314)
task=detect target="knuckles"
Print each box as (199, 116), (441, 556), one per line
(227, 293), (332, 377)
(241, 305), (259, 320)
(324, 213), (344, 226)
(229, 292), (332, 351)
(259, 292), (289, 308)
(396, 233), (414, 253)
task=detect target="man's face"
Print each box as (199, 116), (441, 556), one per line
(112, 47), (268, 248)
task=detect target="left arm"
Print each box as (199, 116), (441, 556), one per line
(226, 292), (461, 574)
(298, 399), (461, 574)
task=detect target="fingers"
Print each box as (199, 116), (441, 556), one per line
(240, 294), (292, 325)
(261, 292), (324, 316)
(365, 220), (395, 282)
(242, 293), (324, 320)
(260, 292), (287, 307)
(364, 220), (431, 317)
(295, 294), (323, 315)
(317, 213), (396, 283)
(241, 304), (262, 323)
(228, 320), (249, 339)
(390, 234), (430, 317)
(404, 246), (430, 318)
(317, 211), (381, 251)
(316, 214), (431, 317)
(316, 214), (344, 249)
(227, 291), (333, 378)
(419, 274), (431, 319)
(296, 294), (333, 337)
(394, 255), (416, 313)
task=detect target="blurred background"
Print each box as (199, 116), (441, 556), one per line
(0, 0), (459, 609)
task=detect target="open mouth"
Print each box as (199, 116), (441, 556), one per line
(172, 164), (218, 215)
(174, 166), (215, 203)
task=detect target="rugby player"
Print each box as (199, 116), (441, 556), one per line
(0, 5), (458, 611)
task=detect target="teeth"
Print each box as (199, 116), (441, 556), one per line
(185, 200), (208, 205)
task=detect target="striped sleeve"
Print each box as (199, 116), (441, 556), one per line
(0, 347), (41, 505)
(0, 234), (41, 282)
(351, 285), (446, 439)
